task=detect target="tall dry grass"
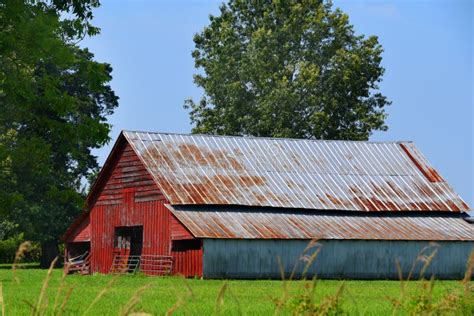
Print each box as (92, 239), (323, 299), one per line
(387, 244), (474, 315)
(164, 274), (195, 315)
(0, 281), (5, 316)
(119, 283), (153, 316)
(34, 257), (58, 315)
(82, 275), (119, 315)
(273, 241), (473, 315)
(214, 281), (228, 315)
(51, 263), (70, 315)
(12, 241), (31, 284)
(273, 240), (347, 315)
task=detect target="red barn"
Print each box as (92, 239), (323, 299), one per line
(63, 131), (473, 279)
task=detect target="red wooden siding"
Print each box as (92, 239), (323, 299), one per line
(171, 216), (194, 240)
(170, 215), (202, 277)
(172, 243), (203, 277)
(95, 143), (164, 206)
(88, 139), (202, 277)
(66, 215), (90, 242)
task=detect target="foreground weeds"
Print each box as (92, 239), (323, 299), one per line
(2, 243), (472, 315)
(388, 245), (473, 315)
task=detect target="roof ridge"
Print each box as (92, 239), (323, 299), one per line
(122, 130), (413, 144)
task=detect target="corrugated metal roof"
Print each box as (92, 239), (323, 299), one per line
(167, 205), (474, 241)
(124, 131), (470, 212)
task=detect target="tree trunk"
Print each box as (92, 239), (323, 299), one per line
(40, 240), (59, 268)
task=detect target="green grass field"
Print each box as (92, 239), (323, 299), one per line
(0, 265), (471, 315)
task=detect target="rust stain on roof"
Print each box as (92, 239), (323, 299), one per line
(124, 131), (471, 213)
(399, 143), (444, 182)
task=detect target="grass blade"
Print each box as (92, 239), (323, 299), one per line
(119, 283), (152, 316)
(82, 275), (118, 315)
(34, 256), (58, 316)
(57, 287), (73, 316)
(165, 274), (195, 316)
(12, 241), (32, 284)
(0, 282), (5, 316)
(52, 263), (70, 314)
(214, 281), (228, 316)
(463, 250), (474, 298)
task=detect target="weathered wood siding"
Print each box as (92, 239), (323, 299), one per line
(203, 239), (473, 279)
(93, 142), (164, 207)
(66, 215), (90, 242)
(172, 241), (203, 277)
(171, 216), (194, 240)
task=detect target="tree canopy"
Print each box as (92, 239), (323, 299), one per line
(185, 0), (390, 140)
(0, 0), (118, 266)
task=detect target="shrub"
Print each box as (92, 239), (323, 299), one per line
(0, 234), (41, 263)
(0, 234), (23, 263)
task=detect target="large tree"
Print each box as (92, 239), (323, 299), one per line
(0, 0), (118, 267)
(185, 0), (390, 140)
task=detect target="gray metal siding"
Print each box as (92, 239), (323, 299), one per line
(203, 239), (473, 279)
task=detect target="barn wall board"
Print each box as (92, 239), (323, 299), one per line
(66, 215), (90, 242)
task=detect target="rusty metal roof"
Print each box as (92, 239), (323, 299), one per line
(123, 131), (470, 212)
(167, 205), (474, 241)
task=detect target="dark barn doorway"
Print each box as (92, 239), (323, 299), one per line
(111, 226), (143, 273)
(65, 242), (91, 274)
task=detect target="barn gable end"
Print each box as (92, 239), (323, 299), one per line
(65, 134), (202, 277)
(88, 136), (165, 208)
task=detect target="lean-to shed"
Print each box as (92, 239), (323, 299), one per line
(63, 131), (473, 279)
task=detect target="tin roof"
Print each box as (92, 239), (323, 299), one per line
(167, 205), (474, 241)
(123, 131), (470, 212)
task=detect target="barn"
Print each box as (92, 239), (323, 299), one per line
(63, 131), (473, 279)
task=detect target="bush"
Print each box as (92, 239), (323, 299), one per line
(0, 234), (23, 263)
(0, 234), (41, 263)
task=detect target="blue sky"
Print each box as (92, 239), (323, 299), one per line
(82, 0), (473, 208)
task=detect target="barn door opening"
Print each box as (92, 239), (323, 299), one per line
(111, 226), (143, 273)
(65, 242), (91, 275)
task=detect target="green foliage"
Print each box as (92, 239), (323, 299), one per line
(0, 234), (40, 263)
(0, 235), (23, 264)
(0, 0), (117, 255)
(185, 0), (390, 140)
(0, 219), (18, 240)
(50, 0), (101, 38)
